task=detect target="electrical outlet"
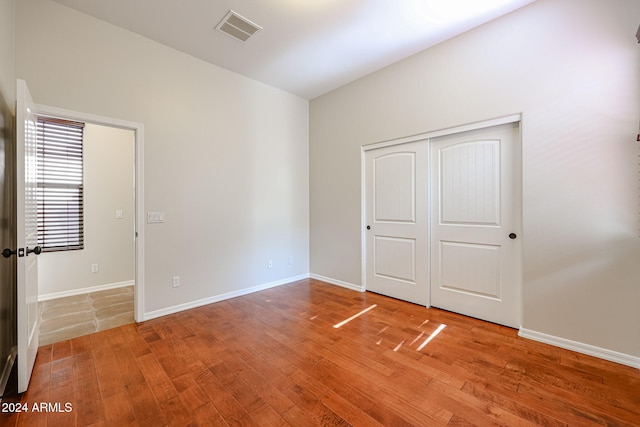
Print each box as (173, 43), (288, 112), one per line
(268, 259), (273, 269)
(172, 276), (180, 288)
(91, 264), (99, 273)
(288, 256), (293, 265)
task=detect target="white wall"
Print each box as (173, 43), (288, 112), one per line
(16, 0), (309, 315)
(310, 0), (640, 358)
(38, 124), (135, 297)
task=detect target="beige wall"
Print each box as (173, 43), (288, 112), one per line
(16, 0), (310, 314)
(0, 0), (14, 108)
(310, 0), (640, 358)
(38, 124), (135, 297)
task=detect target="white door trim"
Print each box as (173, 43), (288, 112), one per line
(34, 103), (145, 322)
(361, 114), (522, 310)
(363, 114), (522, 152)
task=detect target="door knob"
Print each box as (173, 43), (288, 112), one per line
(2, 248), (25, 258)
(2, 248), (16, 258)
(366, 225), (371, 230)
(26, 246), (42, 256)
(509, 233), (517, 239)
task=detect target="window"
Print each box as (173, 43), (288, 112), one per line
(36, 117), (85, 252)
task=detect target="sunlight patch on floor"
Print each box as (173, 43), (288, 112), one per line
(410, 331), (425, 346)
(393, 340), (406, 352)
(333, 304), (377, 328)
(417, 324), (446, 351)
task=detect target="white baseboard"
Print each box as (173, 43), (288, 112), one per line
(38, 280), (135, 302)
(518, 328), (640, 369)
(143, 273), (311, 321)
(309, 273), (364, 292)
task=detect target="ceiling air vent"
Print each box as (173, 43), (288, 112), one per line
(216, 10), (262, 43)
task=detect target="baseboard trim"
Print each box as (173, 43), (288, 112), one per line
(518, 328), (640, 369)
(309, 273), (364, 292)
(38, 280), (135, 302)
(143, 274), (311, 321)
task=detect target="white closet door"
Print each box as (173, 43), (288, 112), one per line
(430, 123), (521, 328)
(365, 141), (428, 305)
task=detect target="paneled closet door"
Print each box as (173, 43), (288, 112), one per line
(430, 123), (521, 328)
(364, 141), (428, 306)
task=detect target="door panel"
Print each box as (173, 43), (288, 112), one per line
(439, 241), (501, 299)
(430, 123), (521, 328)
(365, 141), (428, 305)
(374, 153), (416, 222)
(16, 80), (39, 393)
(440, 140), (500, 225)
(374, 236), (416, 282)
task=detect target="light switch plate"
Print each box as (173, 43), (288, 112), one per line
(147, 211), (165, 223)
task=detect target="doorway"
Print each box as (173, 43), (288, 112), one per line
(34, 104), (145, 325)
(37, 123), (136, 345)
(363, 116), (522, 328)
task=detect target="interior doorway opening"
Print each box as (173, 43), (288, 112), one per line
(35, 104), (145, 327)
(36, 122), (136, 345)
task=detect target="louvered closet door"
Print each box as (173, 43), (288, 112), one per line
(430, 123), (521, 328)
(365, 141), (428, 306)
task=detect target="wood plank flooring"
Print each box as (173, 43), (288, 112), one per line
(2, 279), (639, 426)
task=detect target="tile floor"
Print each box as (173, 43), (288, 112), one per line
(38, 285), (134, 346)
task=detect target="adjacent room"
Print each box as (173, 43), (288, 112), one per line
(1, 0), (639, 425)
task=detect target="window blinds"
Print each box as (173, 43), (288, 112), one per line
(36, 117), (85, 252)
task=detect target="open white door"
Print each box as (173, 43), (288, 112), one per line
(430, 123), (521, 328)
(16, 80), (40, 393)
(365, 141), (428, 305)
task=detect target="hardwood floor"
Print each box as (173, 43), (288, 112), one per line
(2, 279), (639, 426)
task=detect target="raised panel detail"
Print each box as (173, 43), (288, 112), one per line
(374, 153), (415, 223)
(439, 241), (501, 299)
(374, 236), (416, 283)
(440, 140), (500, 225)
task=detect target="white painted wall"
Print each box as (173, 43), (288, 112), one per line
(37, 124), (135, 298)
(310, 0), (640, 358)
(16, 0), (310, 315)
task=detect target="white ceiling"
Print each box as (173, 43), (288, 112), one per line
(49, 0), (536, 99)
